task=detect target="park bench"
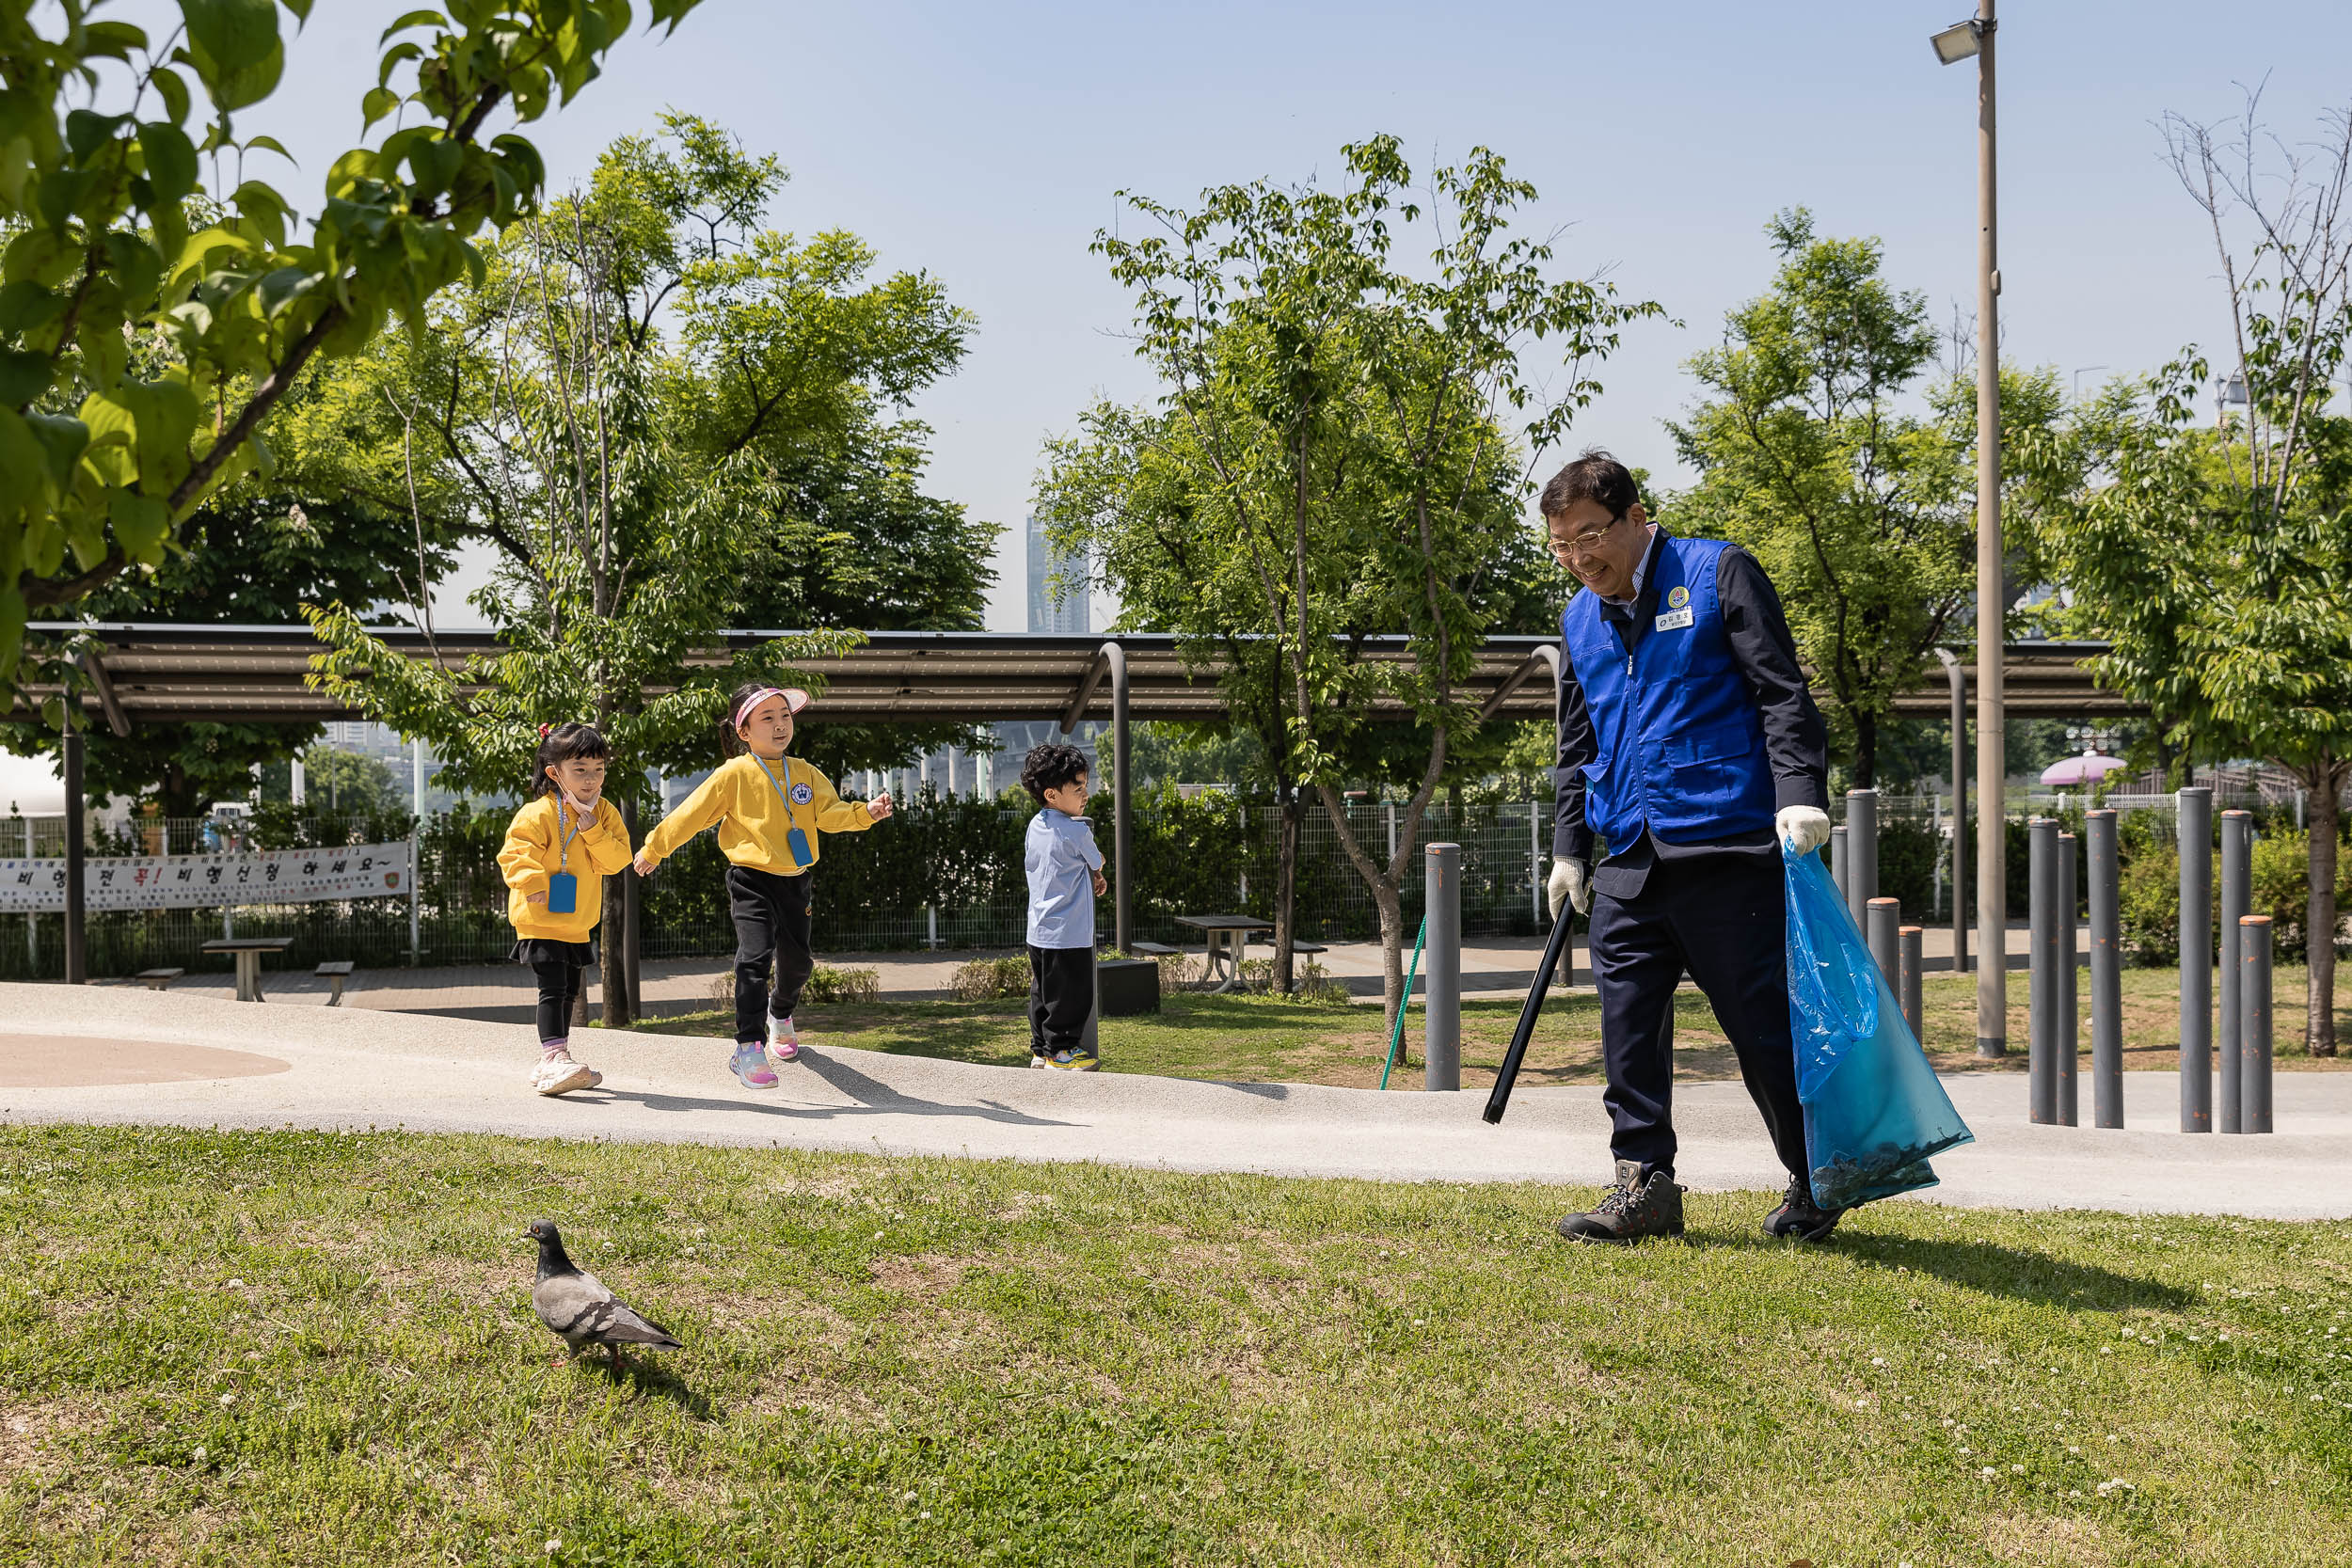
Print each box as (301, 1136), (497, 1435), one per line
(314, 960), (356, 1006)
(134, 967), (184, 990)
(1248, 932), (1327, 956)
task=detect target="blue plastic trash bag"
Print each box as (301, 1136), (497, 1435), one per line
(1783, 845), (1974, 1209)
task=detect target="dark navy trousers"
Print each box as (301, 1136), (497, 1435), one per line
(1586, 847), (1808, 1181)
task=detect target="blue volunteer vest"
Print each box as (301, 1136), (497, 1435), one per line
(1562, 534), (1775, 847)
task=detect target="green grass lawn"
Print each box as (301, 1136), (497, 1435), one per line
(2, 1125), (2347, 1565)
(640, 965), (2352, 1093)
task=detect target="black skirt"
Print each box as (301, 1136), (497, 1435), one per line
(509, 938), (596, 968)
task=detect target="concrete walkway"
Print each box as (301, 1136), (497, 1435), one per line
(3, 984), (2345, 1219)
(122, 921), (2067, 1021)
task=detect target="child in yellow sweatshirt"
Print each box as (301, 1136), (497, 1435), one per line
(498, 722), (636, 1097)
(634, 684), (894, 1087)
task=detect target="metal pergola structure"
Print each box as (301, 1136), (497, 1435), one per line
(23, 623), (2137, 982)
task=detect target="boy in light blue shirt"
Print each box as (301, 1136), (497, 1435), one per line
(1021, 742), (1107, 1071)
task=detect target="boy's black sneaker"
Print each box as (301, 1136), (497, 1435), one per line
(1556, 1159), (1684, 1243)
(1761, 1174), (1845, 1242)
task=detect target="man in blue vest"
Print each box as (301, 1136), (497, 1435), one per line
(1541, 450), (1837, 1243)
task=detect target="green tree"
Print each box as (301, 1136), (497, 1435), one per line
(1667, 210), (2046, 786)
(2014, 98), (2352, 1056)
(0, 420), (452, 817)
(264, 747), (401, 816)
(306, 117), (971, 1023)
(735, 409), (999, 779)
(1041, 136), (1657, 1009)
(0, 0), (704, 706)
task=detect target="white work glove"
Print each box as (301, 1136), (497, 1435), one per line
(1776, 805), (1832, 857)
(1547, 858), (1590, 918)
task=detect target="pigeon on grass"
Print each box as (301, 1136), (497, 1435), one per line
(522, 1219), (683, 1370)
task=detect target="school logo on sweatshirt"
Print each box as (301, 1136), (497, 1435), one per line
(789, 781), (814, 805)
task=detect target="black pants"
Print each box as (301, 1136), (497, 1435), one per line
(728, 864), (815, 1044)
(1587, 848), (1808, 1181)
(533, 959), (582, 1042)
(1027, 944), (1094, 1057)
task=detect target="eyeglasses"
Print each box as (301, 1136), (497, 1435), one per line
(1547, 512), (1624, 558)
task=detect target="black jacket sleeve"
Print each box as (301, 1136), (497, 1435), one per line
(1551, 639), (1596, 861)
(1716, 546), (1829, 813)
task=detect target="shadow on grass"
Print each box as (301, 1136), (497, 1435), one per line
(1831, 1228), (2192, 1312)
(589, 1351), (721, 1421)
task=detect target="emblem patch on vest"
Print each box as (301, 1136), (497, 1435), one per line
(1667, 584), (1690, 609)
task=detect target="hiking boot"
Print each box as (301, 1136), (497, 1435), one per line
(1761, 1173), (1846, 1242)
(1556, 1159), (1684, 1243)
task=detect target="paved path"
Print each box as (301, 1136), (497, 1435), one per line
(3, 984), (2344, 1219)
(125, 922), (2064, 1020)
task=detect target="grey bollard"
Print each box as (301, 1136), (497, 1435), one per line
(1899, 925), (1924, 1040)
(2217, 810), (2253, 1133)
(1830, 824), (1850, 907)
(1846, 788), (1879, 932)
(2178, 786), (2214, 1132)
(2240, 914), (2273, 1134)
(1082, 958), (1100, 1058)
(1867, 897), (1900, 992)
(2027, 816), (2058, 1125)
(2087, 811), (2124, 1129)
(1424, 842), (1461, 1092)
(2058, 832), (2078, 1127)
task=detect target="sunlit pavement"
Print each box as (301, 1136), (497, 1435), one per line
(3, 982), (2346, 1219)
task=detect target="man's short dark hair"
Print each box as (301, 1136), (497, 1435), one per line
(1020, 742), (1089, 804)
(1538, 448), (1641, 521)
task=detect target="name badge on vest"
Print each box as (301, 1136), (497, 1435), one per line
(1655, 582), (1693, 631)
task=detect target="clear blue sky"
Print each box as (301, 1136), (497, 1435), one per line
(144, 0), (2352, 628)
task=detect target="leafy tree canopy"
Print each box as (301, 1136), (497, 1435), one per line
(1665, 208), (2053, 786)
(0, 0), (705, 709)
(302, 114), (980, 801)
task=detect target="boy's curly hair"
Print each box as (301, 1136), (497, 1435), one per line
(1020, 742), (1090, 805)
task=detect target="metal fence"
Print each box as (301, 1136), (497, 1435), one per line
(0, 795), (1558, 980)
(13, 781), (2334, 982)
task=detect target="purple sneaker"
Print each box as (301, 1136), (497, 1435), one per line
(729, 1042), (778, 1089)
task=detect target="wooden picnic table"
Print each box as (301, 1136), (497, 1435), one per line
(1173, 913), (1272, 993)
(201, 936), (295, 1003)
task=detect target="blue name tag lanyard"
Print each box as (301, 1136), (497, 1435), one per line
(754, 754), (815, 868)
(547, 797), (584, 914)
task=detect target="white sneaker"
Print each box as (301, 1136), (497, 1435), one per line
(532, 1051), (600, 1096)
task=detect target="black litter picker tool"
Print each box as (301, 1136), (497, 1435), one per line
(1483, 904), (1578, 1124)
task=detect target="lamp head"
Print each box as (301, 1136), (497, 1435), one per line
(1931, 20), (1982, 65)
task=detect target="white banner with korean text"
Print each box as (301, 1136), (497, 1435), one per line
(0, 843), (412, 912)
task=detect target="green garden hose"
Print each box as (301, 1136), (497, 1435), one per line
(1378, 917), (1428, 1091)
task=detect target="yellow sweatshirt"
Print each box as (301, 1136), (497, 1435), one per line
(639, 752), (875, 877)
(499, 794), (635, 942)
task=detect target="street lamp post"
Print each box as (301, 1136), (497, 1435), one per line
(1932, 4), (2005, 1057)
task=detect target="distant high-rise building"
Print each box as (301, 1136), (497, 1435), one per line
(1025, 513), (1089, 635)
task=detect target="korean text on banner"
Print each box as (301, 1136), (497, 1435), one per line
(0, 843), (413, 913)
